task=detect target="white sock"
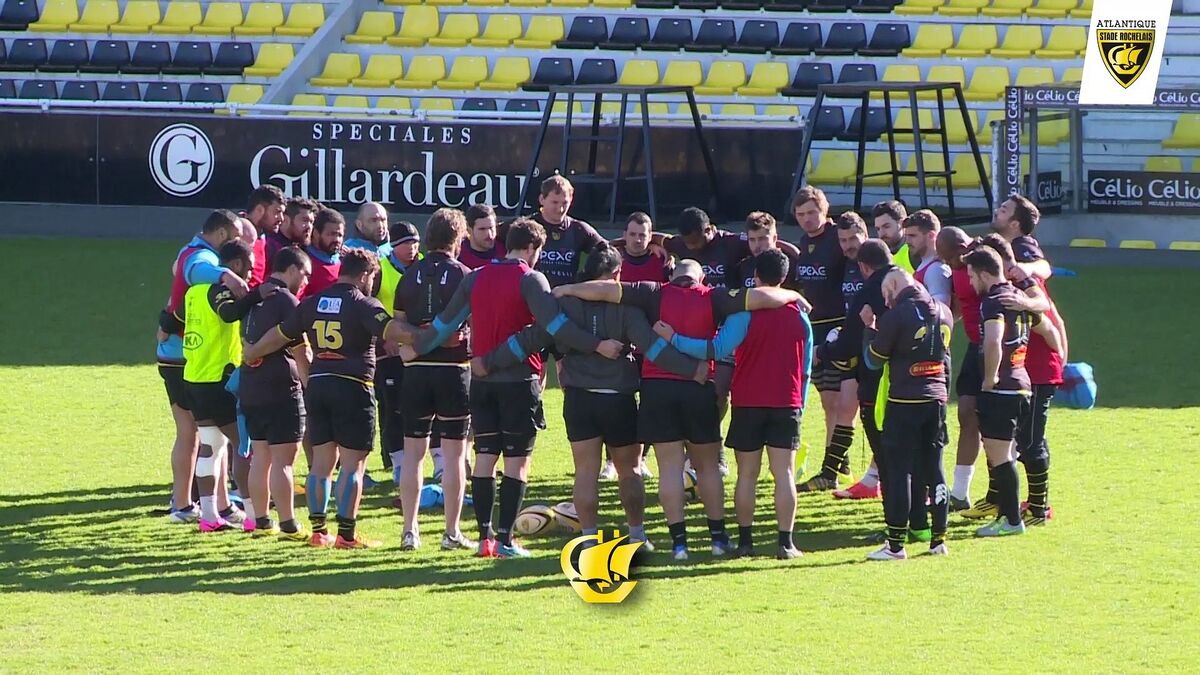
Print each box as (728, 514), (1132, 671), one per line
(243, 499), (256, 523)
(199, 496), (218, 522)
(431, 447), (445, 475)
(860, 464), (880, 488)
(391, 451), (404, 484)
(952, 465), (975, 500)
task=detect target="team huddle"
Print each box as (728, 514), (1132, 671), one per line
(156, 175), (1067, 562)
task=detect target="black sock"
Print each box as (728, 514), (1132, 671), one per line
(336, 515), (355, 542)
(995, 461), (1021, 525)
(668, 521), (687, 548)
(495, 475), (528, 546)
(821, 425), (855, 479)
(219, 505), (238, 519)
(310, 513), (327, 535)
(254, 516), (272, 530)
(778, 530), (793, 549)
(706, 518), (727, 544)
(886, 525), (906, 553)
(280, 519), (300, 534)
(738, 525), (753, 548)
(1024, 457), (1050, 517)
(985, 464), (999, 505)
(471, 476), (495, 540)
(930, 529), (946, 549)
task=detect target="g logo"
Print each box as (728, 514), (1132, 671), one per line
(149, 124), (214, 197)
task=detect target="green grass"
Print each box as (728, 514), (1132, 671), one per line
(1, 238), (1198, 673)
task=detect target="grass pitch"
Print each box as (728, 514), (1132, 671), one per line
(0, 238), (1197, 673)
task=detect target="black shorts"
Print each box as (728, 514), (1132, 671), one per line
(881, 400), (948, 461)
(243, 396), (306, 445)
(376, 356), (405, 455)
(811, 321), (854, 393)
(401, 364), (471, 440)
(563, 387), (638, 447)
(306, 376), (376, 452)
(976, 391), (1030, 442)
(159, 365), (191, 411)
(638, 378), (721, 445)
(725, 407), (801, 452)
(471, 378), (540, 457)
(186, 380), (236, 426)
(956, 342), (984, 398)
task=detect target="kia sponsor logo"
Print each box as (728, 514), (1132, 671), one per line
(149, 124), (214, 197)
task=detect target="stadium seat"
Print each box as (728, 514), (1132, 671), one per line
(101, 81), (139, 100)
(855, 0), (902, 12)
(1069, 238), (1106, 248)
(1015, 66), (1055, 87)
(1036, 118), (1068, 144)
(352, 54), (404, 87)
(185, 82), (224, 103)
(276, 3), (323, 37)
(763, 0), (807, 10)
(943, 110), (974, 144)
(17, 79), (56, 98)
(235, 3), (282, 36)
(839, 107), (887, 142)
(921, 65), (965, 99)
(860, 23), (910, 56)
(387, 6), (439, 47)
(894, 0), (942, 14)
(0, 0), (39, 30)
(576, 58), (617, 85)
(507, 0), (546, 7)
(838, 63), (877, 85)
(310, 53), (360, 87)
(81, 40), (130, 72)
(164, 40), (212, 73)
(890, 107), (933, 144)
(438, 55), (489, 89)
(734, 20), (780, 54)
(124, 41), (171, 73)
(938, 0), (987, 14)
(192, 1), (243, 35)
(721, 103), (757, 116)
(68, 0), (118, 32)
(345, 11), (395, 44)
(1145, 156), (1183, 172)
(241, 43), (291, 76)
(472, 14), (521, 47)
(858, 151), (897, 186)
(992, 25), (1042, 57)
(981, 0), (1032, 16)
(1162, 114), (1200, 148)
(462, 97), (498, 112)
(775, 22), (822, 55)
(27, 0), (77, 31)
(781, 62), (833, 96)
(808, 150), (856, 185)
(816, 22), (867, 55)
(662, 60), (702, 88)
(429, 13), (479, 47)
(512, 15), (563, 49)
(1063, 66), (1082, 83)
(1168, 241), (1200, 251)
(151, 1), (201, 33)
(1119, 240), (1156, 250)
(0, 38), (47, 70)
(964, 65), (1009, 101)
(479, 56), (529, 91)
(60, 80), (99, 100)
(109, 0), (159, 33)
(689, 19), (736, 52)
(144, 82), (182, 102)
(526, 57), (573, 90)
(900, 153), (947, 187)
(811, 105), (845, 140)
(550, 99), (584, 116)
(950, 152), (989, 188)
(1039, 26), (1086, 58)
(420, 97), (456, 119)
(376, 96), (413, 112)
(679, 0), (718, 9)
(737, 62), (788, 96)
(694, 61), (745, 95)
(880, 63), (921, 87)
(289, 94), (326, 115)
(603, 17), (649, 49)
(465, 0), (505, 5)
(764, 104), (800, 117)
(618, 59), (660, 86)
(333, 95), (370, 110)
(396, 54), (445, 88)
(645, 18), (692, 51)
(1070, 0), (1091, 17)
(902, 24), (953, 57)
(1027, 0), (1075, 16)
(1, 79), (18, 98)
(945, 24), (998, 57)
(559, 16), (608, 49)
(504, 98), (540, 113)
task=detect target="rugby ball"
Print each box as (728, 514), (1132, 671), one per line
(683, 468), (699, 503)
(514, 504), (556, 536)
(551, 501), (582, 533)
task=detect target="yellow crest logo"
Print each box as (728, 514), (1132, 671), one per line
(1097, 28), (1154, 89)
(560, 530), (643, 604)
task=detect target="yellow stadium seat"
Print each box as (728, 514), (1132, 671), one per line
(226, 83), (263, 104)
(383, 0), (421, 6)
(1162, 114), (1200, 148)
(28, 0), (79, 31)
(981, 0), (1032, 16)
(438, 56), (488, 89)
(512, 15), (562, 48)
(334, 95), (371, 110)
(290, 94), (327, 116)
(1119, 240), (1156, 250)
(1069, 238), (1106, 248)
(396, 55), (446, 89)
(902, 24), (953, 57)
(738, 62), (789, 96)
(860, 152), (896, 186)
(638, 102), (670, 115)
(109, 0), (159, 33)
(695, 61), (745, 96)
(943, 111), (974, 144)
(594, 0), (633, 7)
(1037, 118), (1068, 144)
(508, 0), (546, 6)
(1015, 67), (1055, 87)
(1037, 25), (1086, 58)
(243, 43), (294, 76)
(551, 100), (586, 115)
(345, 11), (395, 44)
(691, 103), (714, 116)
(310, 53), (361, 87)
(895, 0), (942, 15)
(965, 66), (1010, 101)
(1027, 0), (1076, 17)
(69, 0), (118, 32)
(891, 107), (933, 145)
(151, 1), (201, 33)
(722, 103), (757, 116)
(234, 3), (282, 36)
(951, 152), (990, 188)
(938, 0), (988, 14)
(479, 56), (530, 91)
(472, 14), (522, 47)
(900, 153), (947, 188)
(920, 65), (965, 100)
(945, 24), (998, 57)
(662, 61), (703, 88)
(765, 104), (801, 117)
(992, 25), (1043, 58)
(1063, 66), (1082, 83)
(193, 2), (244, 35)
(376, 96), (414, 112)
(428, 13), (480, 47)
(809, 150), (856, 186)
(1070, 0), (1091, 17)
(351, 54), (404, 87)
(276, 3), (324, 37)
(387, 6), (440, 47)
(466, 0), (505, 6)
(549, 0), (590, 7)
(978, 110), (1003, 136)
(882, 63), (921, 83)
(1168, 241), (1200, 251)
(599, 101), (626, 116)
(618, 60), (661, 87)
(1145, 157), (1183, 172)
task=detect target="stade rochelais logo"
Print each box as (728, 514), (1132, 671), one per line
(149, 124), (214, 197)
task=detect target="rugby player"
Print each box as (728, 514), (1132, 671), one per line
(903, 209), (953, 307)
(375, 220), (422, 482)
(871, 200), (915, 273)
(940, 226), (986, 510)
(732, 211), (799, 290)
(264, 197), (317, 273)
(344, 202), (389, 254)
(299, 207), (344, 300)
(458, 203), (505, 270)
(619, 211), (671, 283)
(991, 195), (1053, 281)
(245, 185), (285, 287)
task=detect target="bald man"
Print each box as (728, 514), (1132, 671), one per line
(345, 202), (390, 255)
(938, 226), (984, 511)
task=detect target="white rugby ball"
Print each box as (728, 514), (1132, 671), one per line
(514, 504), (555, 536)
(551, 501), (582, 533)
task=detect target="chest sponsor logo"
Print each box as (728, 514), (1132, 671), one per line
(796, 265), (827, 279)
(540, 250), (576, 264)
(909, 361), (945, 377)
(183, 331), (203, 350)
(317, 297), (343, 314)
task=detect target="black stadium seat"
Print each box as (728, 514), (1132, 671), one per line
(41, 39), (89, 73)
(102, 81), (140, 101)
(764, 0), (808, 10)
(781, 62), (832, 97)
(525, 57), (574, 91)
(0, 38), (47, 71)
(0, 39), (6, 62)
(208, 42), (253, 75)
(861, 23), (911, 56)
(838, 63), (877, 85)
(603, 17), (649, 50)
(576, 58), (617, 85)
(185, 82), (224, 103)
(144, 81), (182, 102)
(164, 41), (212, 74)
(558, 16), (608, 49)
(854, 0), (901, 11)
(815, 22), (867, 55)
(0, 79), (15, 97)
(775, 22), (822, 55)
(81, 40), (131, 73)
(810, 105), (845, 141)
(124, 41), (171, 74)
(462, 97), (498, 111)
(0, 0), (39, 30)
(645, 18), (691, 51)
(60, 80), (100, 100)
(809, 0), (851, 11)
(732, 20), (779, 54)
(18, 79), (57, 98)
(722, 0), (762, 9)
(635, 0), (674, 8)
(688, 19), (735, 52)
(679, 0), (717, 9)
(504, 98), (541, 113)
(839, 107), (886, 142)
